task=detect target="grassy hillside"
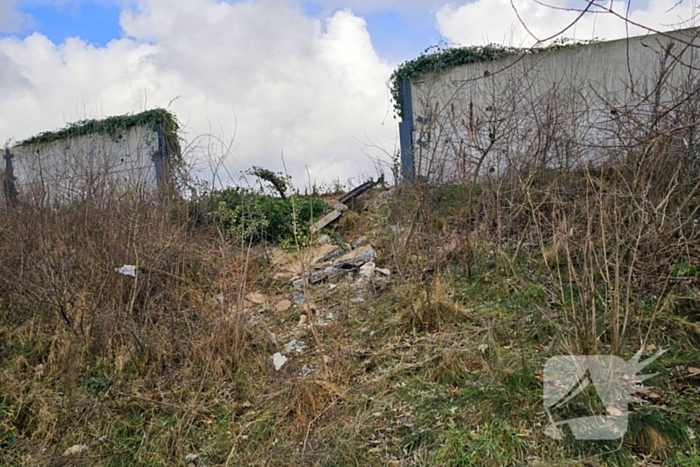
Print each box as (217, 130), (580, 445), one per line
(1, 173), (699, 466)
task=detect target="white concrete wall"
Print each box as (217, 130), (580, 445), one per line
(9, 124), (160, 204)
(408, 27), (700, 182)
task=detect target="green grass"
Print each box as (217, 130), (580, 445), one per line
(2, 189), (700, 466)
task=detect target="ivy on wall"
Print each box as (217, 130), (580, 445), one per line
(16, 108), (182, 167)
(389, 38), (600, 118)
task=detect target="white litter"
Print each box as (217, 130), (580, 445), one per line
(63, 445), (89, 456)
(271, 352), (288, 371)
(115, 265), (137, 277)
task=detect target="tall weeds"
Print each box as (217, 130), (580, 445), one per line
(0, 188), (258, 396)
(391, 32), (700, 355)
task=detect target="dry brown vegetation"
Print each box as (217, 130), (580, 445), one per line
(0, 170), (698, 466)
(2, 33), (700, 467)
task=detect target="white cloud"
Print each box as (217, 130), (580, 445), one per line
(302, 0), (445, 15)
(0, 0), (31, 32)
(436, 0), (700, 47)
(0, 0), (16, 30)
(0, 0), (397, 187)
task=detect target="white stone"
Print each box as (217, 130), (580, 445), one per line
(271, 352), (288, 371)
(359, 261), (376, 278)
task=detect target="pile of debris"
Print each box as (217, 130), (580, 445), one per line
(268, 175), (390, 288)
(308, 175), (384, 235)
(268, 235), (389, 291)
(294, 242), (389, 289)
(252, 178), (391, 373)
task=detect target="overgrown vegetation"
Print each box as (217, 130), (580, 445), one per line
(2, 30), (700, 467)
(0, 165), (697, 465)
(389, 38), (599, 117)
(16, 108), (182, 167)
(389, 44), (520, 117)
(211, 186), (329, 245)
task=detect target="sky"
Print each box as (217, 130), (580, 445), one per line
(1, 0), (699, 188)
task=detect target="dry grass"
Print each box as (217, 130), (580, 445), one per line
(1, 159), (699, 466)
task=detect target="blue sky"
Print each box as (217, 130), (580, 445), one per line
(14, 1), (123, 46)
(0, 0), (697, 185)
(5, 0), (443, 60)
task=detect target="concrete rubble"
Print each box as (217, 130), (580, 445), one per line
(309, 203), (347, 234)
(275, 299), (292, 313)
(331, 245), (376, 269)
(245, 292), (268, 306)
(269, 177), (391, 290)
(376, 267), (390, 277)
(315, 310), (334, 327)
(288, 244), (381, 288)
(315, 234), (332, 245)
(309, 176), (384, 234)
(359, 261), (375, 278)
(284, 339), (306, 353)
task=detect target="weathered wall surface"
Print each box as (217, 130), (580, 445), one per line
(8, 124), (161, 204)
(403, 27), (700, 183)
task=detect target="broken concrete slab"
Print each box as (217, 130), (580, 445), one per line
(310, 203), (347, 234)
(315, 246), (345, 263)
(307, 244), (342, 264)
(338, 175), (383, 205)
(275, 244), (343, 278)
(332, 245), (376, 269)
(309, 266), (344, 284)
(269, 244), (344, 281)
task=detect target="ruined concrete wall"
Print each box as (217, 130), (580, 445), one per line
(406, 27), (700, 183)
(10, 124), (159, 205)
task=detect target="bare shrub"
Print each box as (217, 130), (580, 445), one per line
(0, 170), (261, 420)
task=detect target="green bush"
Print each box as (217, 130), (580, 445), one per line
(212, 187), (329, 244)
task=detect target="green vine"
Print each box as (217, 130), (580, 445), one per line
(389, 38), (601, 118)
(17, 108), (182, 167)
(247, 166), (289, 200)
